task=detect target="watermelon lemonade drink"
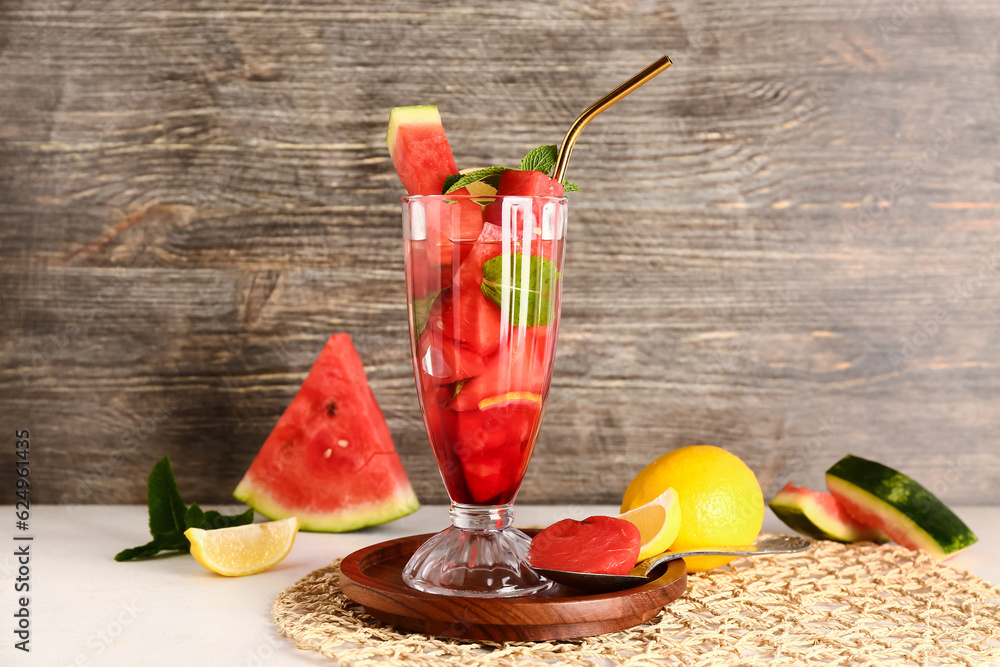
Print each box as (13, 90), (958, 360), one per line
(388, 104), (570, 596)
(389, 60), (674, 597)
(401, 192), (567, 597)
(407, 195), (565, 504)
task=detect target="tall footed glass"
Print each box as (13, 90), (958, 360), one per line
(401, 193), (568, 597)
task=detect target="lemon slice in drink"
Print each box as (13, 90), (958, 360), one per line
(617, 488), (681, 562)
(458, 167), (498, 197)
(185, 517), (299, 576)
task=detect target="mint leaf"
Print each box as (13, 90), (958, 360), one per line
(519, 145), (580, 191)
(147, 456), (186, 538)
(480, 252), (561, 326)
(438, 145), (579, 197)
(115, 528), (187, 562)
(116, 456), (253, 561)
(183, 502), (253, 532)
(184, 502), (206, 530)
(443, 166), (509, 194)
(156, 528), (190, 552)
(520, 145), (558, 173)
(115, 539), (165, 562)
(413, 290), (440, 339)
(202, 507), (254, 530)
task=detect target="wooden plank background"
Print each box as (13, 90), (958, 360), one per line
(1, 0), (998, 507)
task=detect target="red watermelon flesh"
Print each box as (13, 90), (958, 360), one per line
(453, 220), (559, 298)
(416, 326), (486, 384)
(417, 371), (458, 463)
(407, 240), (453, 300)
(449, 326), (552, 411)
(234, 334), (419, 532)
(427, 284), (501, 358)
(452, 398), (542, 504)
(484, 170), (564, 230)
(454, 222), (504, 290)
(528, 516), (642, 575)
(769, 482), (887, 543)
(419, 197), (485, 268)
(387, 105), (458, 196)
(496, 169), (565, 197)
(389, 105), (485, 268)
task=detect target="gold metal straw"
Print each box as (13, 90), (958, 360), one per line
(552, 55), (672, 184)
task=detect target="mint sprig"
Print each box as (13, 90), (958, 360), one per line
(115, 456), (254, 561)
(519, 144), (559, 172)
(519, 145), (580, 191)
(480, 252), (561, 326)
(443, 166), (508, 194)
(441, 145), (580, 194)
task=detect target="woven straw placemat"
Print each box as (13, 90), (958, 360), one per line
(273, 537), (1000, 666)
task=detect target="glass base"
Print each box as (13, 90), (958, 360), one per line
(402, 504), (552, 598)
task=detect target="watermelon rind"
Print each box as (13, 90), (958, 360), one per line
(769, 484), (886, 543)
(825, 455), (978, 561)
(386, 105), (442, 157)
(232, 333), (421, 533)
(386, 104), (461, 197)
(234, 480), (419, 533)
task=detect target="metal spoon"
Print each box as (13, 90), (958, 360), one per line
(531, 534), (812, 593)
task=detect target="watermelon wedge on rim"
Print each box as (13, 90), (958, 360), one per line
(234, 334), (420, 532)
(387, 105), (458, 196)
(389, 105), (485, 274)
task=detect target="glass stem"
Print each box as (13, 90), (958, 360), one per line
(450, 503), (514, 531)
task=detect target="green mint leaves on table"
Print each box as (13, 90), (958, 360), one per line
(115, 456), (253, 561)
(441, 145), (580, 194)
(480, 252), (561, 326)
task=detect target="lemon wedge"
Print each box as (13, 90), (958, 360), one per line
(458, 167), (498, 197)
(617, 488), (681, 562)
(185, 517), (299, 576)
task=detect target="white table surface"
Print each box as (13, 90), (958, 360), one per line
(1, 504), (995, 666)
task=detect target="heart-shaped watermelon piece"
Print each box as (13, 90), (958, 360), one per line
(528, 515), (641, 575)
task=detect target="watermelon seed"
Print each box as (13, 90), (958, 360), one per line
(337, 439), (349, 448)
(325, 400), (337, 416)
(323, 448), (332, 459)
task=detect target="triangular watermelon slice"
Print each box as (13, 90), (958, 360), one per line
(234, 334), (419, 531)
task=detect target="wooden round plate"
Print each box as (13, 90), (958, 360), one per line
(339, 531), (687, 642)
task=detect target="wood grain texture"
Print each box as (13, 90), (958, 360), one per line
(1, 0), (998, 506)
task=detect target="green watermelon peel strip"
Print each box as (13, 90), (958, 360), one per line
(825, 455), (978, 561)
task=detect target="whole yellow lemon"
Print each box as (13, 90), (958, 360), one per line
(621, 445), (764, 572)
